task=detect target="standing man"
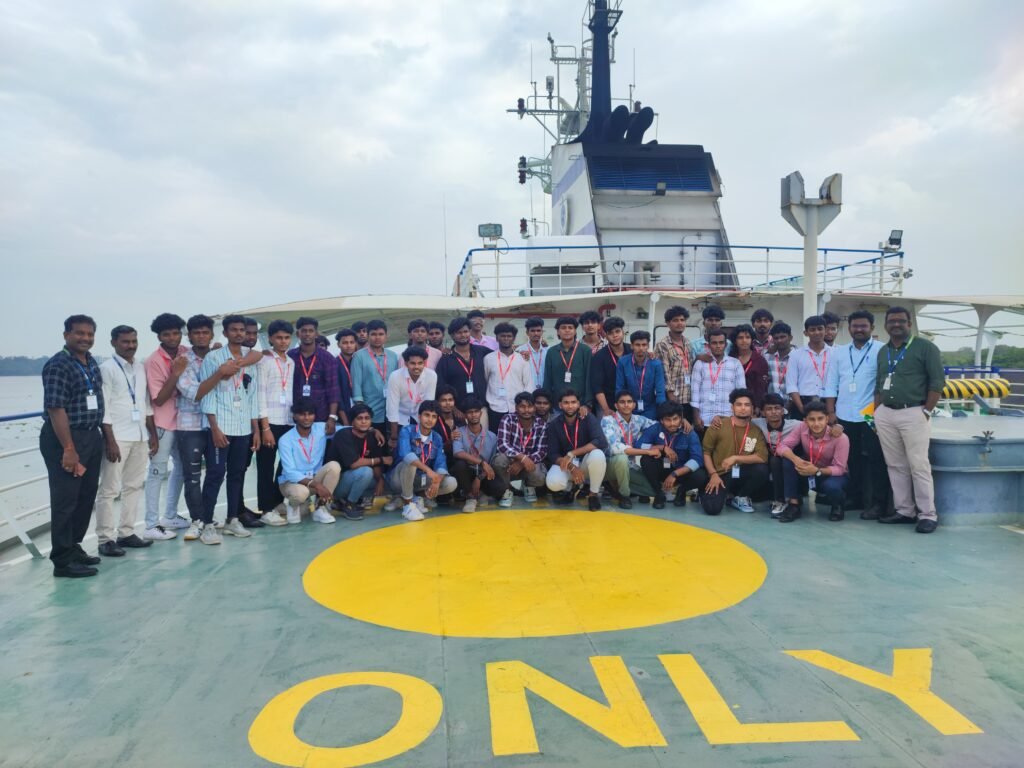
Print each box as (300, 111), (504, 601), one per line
(351, 320), (369, 350)
(144, 313), (188, 535)
(775, 401), (850, 522)
(335, 327), (357, 423)
(199, 314), (261, 538)
(277, 399), (341, 525)
(517, 316), (548, 389)
(483, 322), (533, 432)
(467, 310), (499, 351)
(255, 320), (295, 526)
(822, 311), (841, 347)
(545, 389), (608, 510)
(288, 317), (341, 436)
(493, 392), (548, 505)
(873, 306), (945, 533)
(691, 305), (732, 358)
(823, 310), (890, 519)
(399, 319), (443, 370)
(387, 346), (438, 444)
(699, 388), (770, 515)
(451, 397), (510, 513)
(601, 391), (658, 508)
(351, 319), (400, 435)
(786, 315), (830, 417)
(244, 318), (261, 350)
(427, 321), (448, 353)
(591, 316), (627, 418)
(542, 316), (593, 408)
(435, 317), (490, 416)
(579, 311), (606, 353)
(615, 330), (666, 420)
(751, 308), (775, 356)
(95, 325), (160, 554)
(690, 329), (745, 431)
(40, 315), (105, 577)
(654, 305), (694, 420)
(767, 322), (795, 405)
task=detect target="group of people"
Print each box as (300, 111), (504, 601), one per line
(41, 303), (946, 578)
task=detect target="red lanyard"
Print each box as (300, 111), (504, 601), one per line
(370, 352), (389, 383)
(807, 348), (828, 384)
(466, 428), (484, 456)
(767, 429), (781, 455)
(438, 418), (452, 443)
(741, 355), (754, 374)
(297, 433), (314, 464)
(419, 437), (433, 464)
(454, 352), (474, 380)
(518, 421), (535, 454)
(559, 342), (579, 371)
(731, 419), (751, 455)
(405, 373), (424, 405)
(299, 353), (317, 384)
(273, 355), (290, 395)
(608, 346), (621, 367)
(528, 346), (543, 375)
(338, 354), (353, 387)
(632, 357), (647, 393)
(497, 352), (513, 382)
(672, 340), (690, 370)
(773, 353), (788, 386)
(563, 418), (580, 450)
(614, 414), (633, 446)
(360, 436), (369, 458)
(708, 357), (726, 387)
(808, 434), (826, 466)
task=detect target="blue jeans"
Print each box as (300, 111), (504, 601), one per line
(782, 457), (847, 505)
(145, 427), (184, 528)
(177, 430), (215, 523)
(334, 466), (375, 504)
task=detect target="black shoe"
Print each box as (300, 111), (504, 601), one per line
(54, 562), (98, 578)
(342, 503), (364, 521)
(878, 513), (916, 524)
(239, 510), (266, 529)
(73, 546), (101, 566)
(618, 496), (633, 510)
(673, 491), (687, 507)
(98, 541), (126, 557)
(829, 505), (844, 521)
(588, 493), (601, 511)
(860, 504), (883, 521)
(779, 503), (802, 523)
(555, 490), (575, 505)
(637, 496), (651, 504)
(652, 492), (666, 510)
(915, 518), (938, 534)
(116, 534), (152, 549)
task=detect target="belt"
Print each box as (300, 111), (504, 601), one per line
(880, 402), (924, 410)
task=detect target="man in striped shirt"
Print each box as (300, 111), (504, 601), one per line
(493, 392), (548, 505)
(351, 319), (400, 436)
(288, 316), (341, 433)
(601, 390), (657, 508)
(654, 305), (694, 420)
(690, 330), (746, 430)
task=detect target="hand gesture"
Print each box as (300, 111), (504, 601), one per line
(705, 473), (725, 494)
(171, 355), (190, 376)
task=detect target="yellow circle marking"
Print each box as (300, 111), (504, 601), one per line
(303, 509), (767, 638)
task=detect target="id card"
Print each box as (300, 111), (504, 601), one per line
(743, 436), (757, 453)
(663, 457), (671, 469)
(848, 382), (857, 393)
(564, 372), (572, 383)
(465, 381), (474, 394)
(882, 375), (892, 391)
(497, 386), (507, 397)
(808, 477), (817, 490)
(86, 394), (98, 411)
(637, 399), (645, 412)
(302, 384), (312, 397)
(730, 465), (741, 479)
(130, 409), (141, 423)
(232, 399), (241, 408)
(279, 393), (288, 405)
(684, 374), (691, 386)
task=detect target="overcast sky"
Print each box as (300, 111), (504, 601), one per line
(3, 0), (1023, 356)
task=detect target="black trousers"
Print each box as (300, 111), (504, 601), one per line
(450, 458), (510, 499)
(202, 435), (252, 524)
(639, 456), (708, 498)
(839, 419), (890, 509)
(40, 422), (103, 567)
(256, 423), (291, 512)
(487, 407), (507, 435)
(699, 463), (770, 515)
(178, 429), (214, 522)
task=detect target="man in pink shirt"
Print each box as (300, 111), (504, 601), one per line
(775, 400), (849, 523)
(143, 313), (190, 537)
(398, 319), (443, 370)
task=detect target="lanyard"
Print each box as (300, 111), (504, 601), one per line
(297, 432), (315, 464)
(405, 372), (424, 406)
(563, 418), (580, 450)
(528, 346), (543, 376)
(418, 436), (433, 464)
(114, 359), (137, 404)
(453, 351), (474, 380)
(731, 419), (752, 455)
(370, 351), (389, 383)
(671, 339), (690, 370)
(741, 355), (755, 374)
(767, 428), (781, 456)
(437, 418), (452, 443)
(497, 352), (514, 383)
(708, 357), (726, 388)
(273, 355), (290, 396)
(338, 354), (353, 388)
(359, 435), (369, 458)
(632, 357), (648, 394)
(559, 342), (579, 372)
(466, 428), (485, 457)
(299, 352), (317, 385)
(849, 342), (873, 377)
(886, 337), (914, 375)
(65, 350), (96, 393)
(772, 352), (788, 387)
(614, 414), (633, 446)
(808, 433), (827, 466)
(807, 348), (828, 384)
(518, 421), (535, 454)
(608, 346), (622, 368)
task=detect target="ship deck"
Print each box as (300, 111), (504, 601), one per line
(1, 499), (1022, 768)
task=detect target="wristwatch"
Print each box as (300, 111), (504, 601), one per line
(922, 407), (934, 418)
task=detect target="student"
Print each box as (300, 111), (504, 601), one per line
(699, 388), (769, 515)
(579, 310), (606, 353)
(591, 316), (627, 418)
(753, 393), (801, 517)
(690, 330), (745, 430)
(430, 384), (464, 469)
(517, 316), (548, 389)
(467, 309), (499, 351)
(775, 400), (850, 522)
(639, 401), (707, 510)
(873, 306), (945, 533)
(327, 403), (392, 520)
(691, 304), (732, 358)
(615, 330), (666, 420)
(255, 320), (295, 526)
(335, 327), (357, 422)
(654, 305), (694, 418)
(199, 314), (262, 538)
(399, 319), (443, 370)
(494, 392), (549, 505)
(351, 320), (369, 350)
(174, 315), (220, 543)
(601, 391), (658, 508)
(435, 316), (490, 415)
(546, 389), (608, 510)
(751, 308), (775, 356)
(351, 319), (400, 435)
(822, 311), (841, 347)
(823, 309), (890, 519)
(389, 401), (458, 521)
(277, 399), (341, 525)
(41, 316), (106, 577)
(729, 324), (770, 410)
(532, 387), (555, 423)
(143, 313), (188, 536)
(387, 346), (438, 445)
(288, 316), (341, 434)
(95, 326), (160, 555)
(767, 322), (795, 405)
(452, 397), (510, 512)
(542, 315), (593, 407)
(483, 322), (533, 432)
(244, 318), (261, 350)
(786, 315), (830, 417)
(315, 334), (330, 350)
(427, 321), (448, 352)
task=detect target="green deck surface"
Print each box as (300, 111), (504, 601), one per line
(1, 501), (1022, 768)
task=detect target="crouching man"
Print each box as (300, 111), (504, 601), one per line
(277, 398), (341, 525)
(388, 400), (457, 521)
(775, 400), (850, 522)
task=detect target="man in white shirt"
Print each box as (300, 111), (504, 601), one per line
(386, 346), (438, 445)
(786, 315), (830, 416)
(517, 316), (548, 389)
(690, 330), (746, 430)
(484, 322), (534, 434)
(256, 320), (295, 526)
(95, 326), (160, 556)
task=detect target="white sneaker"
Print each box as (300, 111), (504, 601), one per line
(312, 506), (336, 524)
(730, 496), (755, 513)
(143, 526), (176, 541)
(214, 519), (226, 529)
(159, 516), (190, 530)
(286, 504), (302, 525)
(183, 520), (203, 541)
(200, 523), (222, 545)
(523, 486), (537, 504)
(462, 498), (478, 514)
(383, 496), (404, 512)
(770, 501), (786, 518)
(223, 518), (252, 538)
(262, 510), (288, 526)
(499, 489), (514, 508)
(414, 496), (428, 514)
(402, 503), (425, 522)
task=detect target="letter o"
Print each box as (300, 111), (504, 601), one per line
(248, 672), (443, 768)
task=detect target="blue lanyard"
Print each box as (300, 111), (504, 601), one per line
(886, 337), (914, 375)
(848, 342), (873, 377)
(115, 359), (137, 404)
(65, 351), (96, 393)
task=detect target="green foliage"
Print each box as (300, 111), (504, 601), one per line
(942, 346), (1024, 369)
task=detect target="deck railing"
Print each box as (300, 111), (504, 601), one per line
(454, 242), (906, 299)
(0, 410), (46, 558)
(942, 367), (1024, 413)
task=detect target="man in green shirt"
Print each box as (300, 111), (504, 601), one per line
(873, 306), (945, 533)
(542, 316), (593, 411)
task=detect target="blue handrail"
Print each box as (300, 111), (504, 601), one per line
(0, 411), (44, 424)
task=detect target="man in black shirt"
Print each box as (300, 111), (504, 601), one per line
(328, 404), (392, 519)
(40, 315), (106, 577)
(435, 316), (490, 421)
(591, 316), (627, 418)
(546, 389), (609, 510)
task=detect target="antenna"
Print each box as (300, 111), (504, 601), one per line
(442, 194), (449, 294)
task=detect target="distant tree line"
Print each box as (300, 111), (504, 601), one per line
(942, 345), (1024, 369)
(0, 357), (50, 376)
